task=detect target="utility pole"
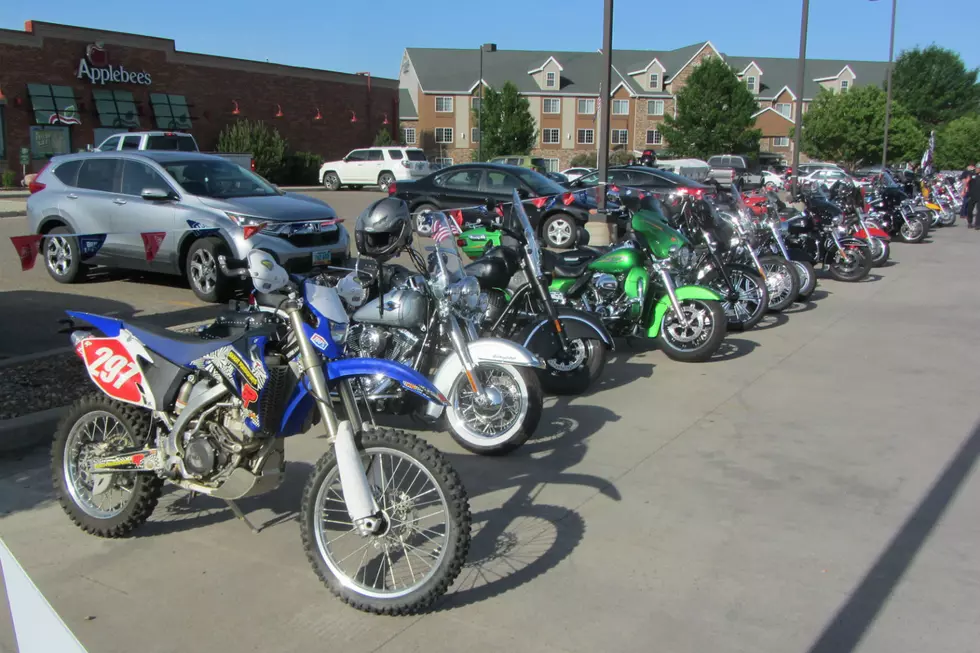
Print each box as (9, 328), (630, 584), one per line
(478, 43), (496, 162)
(597, 0), (613, 217)
(881, 0), (897, 170)
(791, 0), (809, 194)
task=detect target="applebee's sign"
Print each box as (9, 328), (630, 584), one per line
(76, 43), (152, 86)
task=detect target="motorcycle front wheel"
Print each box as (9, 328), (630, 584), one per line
(701, 264), (768, 331)
(445, 363), (543, 455)
(658, 298), (727, 362)
(540, 337), (607, 395)
(899, 217), (927, 243)
(760, 255), (800, 312)
(869, 237), (890, 267)
(829, 246), (873, 282)
(301, 428), (471, 615)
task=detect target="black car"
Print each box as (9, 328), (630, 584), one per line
(564, 165), (712, 218)
(391, 163), (593, 249)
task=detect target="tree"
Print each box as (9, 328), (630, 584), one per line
(476, 81), (537, 160)
(217, 120), (287, 179)
(800, 85), (925, 169)
(568, 149), (634, 168)
(373, 127), (394, 146)
(936, 114), (980, 170)
(659, 56), (761, 158)
(892, 45), (980, 128)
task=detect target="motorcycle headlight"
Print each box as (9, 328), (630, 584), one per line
(448, 277), (482, 314)
(329, 321), (348, 346)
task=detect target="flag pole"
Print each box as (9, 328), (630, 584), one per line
(596, 0), (614, 236)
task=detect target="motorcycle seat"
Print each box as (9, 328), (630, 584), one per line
(542, 250), (591, 278)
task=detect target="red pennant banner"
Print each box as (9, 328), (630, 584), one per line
(141, 232), (166, 262)
(10, 235), (44, 271)
(450, 209), (463, 226)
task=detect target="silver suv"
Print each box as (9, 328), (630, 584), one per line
(27, 151), (350, 302)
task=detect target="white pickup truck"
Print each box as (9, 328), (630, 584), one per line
(94, 131), (254, 171)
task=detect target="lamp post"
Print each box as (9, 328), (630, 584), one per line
(791, 0), (809, 194)
(597, 0), (613, 215)
(478, 43), (496, 162)
(877, 0), (898, 170)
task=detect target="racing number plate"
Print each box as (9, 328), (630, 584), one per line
(77, 338), (148, 406)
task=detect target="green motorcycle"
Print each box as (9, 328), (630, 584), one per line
(547, 207), (728, 362)
(458, 225), (501, 259)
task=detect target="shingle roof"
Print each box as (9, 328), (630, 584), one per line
(399, 88), (417, 119)
(405, 43), (889, 100)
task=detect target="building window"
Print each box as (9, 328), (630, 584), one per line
(543, 98), (561, 114)
(577, 98), (596, 115)
(649, 73), (659, 89)
(546, 71), (556, 88)
(402, 127), (417, 144)
(612, 99), (629, 115)
(0, 106), (5, 160)
(775, 103), (792, 118)
(93, 90), (141, 128)
(840, 80), (849, 92)
(434, 157), (454, 167)
(435, 127), (454, 143)
(471, 127), (480, 143)
(610, 129), (629, 145)
(646, 129), (663, 145)
(471, 97), (481, 112)
(577, 129), (594, 144)
(773, 136), (790, 147)
(648, 100), (665, 116)
(27, 84), (81, 126)
(29, 125), (71, 159)
(543, 128), (561, 144)
(543, 158), (560, 173)
(746, 76), (757, 92)
(149, 94), (192, 130)
(435, 96), (454, 113)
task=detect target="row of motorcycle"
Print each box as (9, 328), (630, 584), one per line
(49, 172), (947, 618)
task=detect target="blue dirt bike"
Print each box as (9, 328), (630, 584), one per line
(51, 248), (471, 615)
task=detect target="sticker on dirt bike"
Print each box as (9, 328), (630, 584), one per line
(77, 338), (150, 407)
(310, 333), (328, 351)
(241, 383), (258, 408)
(401, 381), (448, 405)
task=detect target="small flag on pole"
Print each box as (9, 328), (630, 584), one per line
(431, 216), (461, 244)
(141, 232), (166, 262)
(10, 235), (43, 271)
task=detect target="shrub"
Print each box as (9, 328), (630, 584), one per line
(374, 127), (395, 146)
(279, 151), (323, 186)
(1, 169), (16, 188)
(217, 120), (287, 180)
(568, 150), (635, 168)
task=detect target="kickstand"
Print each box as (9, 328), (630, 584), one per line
(225, 499), (260, 534)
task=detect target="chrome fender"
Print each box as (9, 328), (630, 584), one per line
(423, 338), (546, 419)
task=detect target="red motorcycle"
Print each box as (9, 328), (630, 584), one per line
(830, 183), (891, 267)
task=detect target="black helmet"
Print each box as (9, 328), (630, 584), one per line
(355, 197), (411, 262)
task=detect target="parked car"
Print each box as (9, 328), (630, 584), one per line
(95, 131), (254, 171)
(319, 147), (431, 193)
(489, 156), (549, 174)
(27, 151), (349, 302)
(560, 167), (594, 182)
(795, 162), (843, 177)
(544, 171), (569, 184)
(566, 165), (710, 201)
(389, 163), (592, 248)
(801, 168), (853, 186)
(706, 154), (763, 189)
(762, 170), (785, 188)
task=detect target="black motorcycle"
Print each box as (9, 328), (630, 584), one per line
(784, 187), (873, 282)
(866, 172), (930, 243)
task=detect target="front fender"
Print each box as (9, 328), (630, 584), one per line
(647, 285), (723, 339)
(854, 227), (890, 241)
(837, 237), (869, 248)
(518, 308), (615, 359)
(327, 357), (448, 405)
(423, 338), (545, 419)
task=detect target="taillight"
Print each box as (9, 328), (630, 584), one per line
(677, 186), (704, 199)
(250, 159), (256, 171)
(456, 238), (466, 247)
(400, 160), (411, 168)
(609, 185), (620, 193)
(562, 192), (575, 206)
(387, 181), (397, 196)
(29, 163), (50, 194)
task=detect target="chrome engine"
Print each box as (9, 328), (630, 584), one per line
(344, 325), (421, 394)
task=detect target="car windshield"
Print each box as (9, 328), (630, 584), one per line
(406, 150), (427, 162)
(511, 167), (566, 196)
(639, 167), (699, 186)
(146, 135), (197, 152)
(162, 159), (280, 198)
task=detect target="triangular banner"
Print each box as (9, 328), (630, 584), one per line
(140, 232), (166, 262)
(77, 234), (107, 260)
(10, 235), (44, 271)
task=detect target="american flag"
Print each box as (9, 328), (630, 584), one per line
(431, 214), (461, 243)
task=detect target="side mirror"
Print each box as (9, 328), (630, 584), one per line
(516, 188), (530, 200)
(141, 188), (173, 202)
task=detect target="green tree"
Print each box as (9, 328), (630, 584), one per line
(935, 114), (980, 170)
(568, 149), (634, 168)
(476, 81), (537, 160)
(800, 85), (925, 169)
(659, 56), (761, 158)
(892, 45), (980, 128)
(373, 127), (394, 146)
(217, 120), (287, 180)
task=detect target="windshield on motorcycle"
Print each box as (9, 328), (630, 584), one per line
(507, 189), (543, 278)
(417, 211), (484, 315)
(726, 182), (757, 234)
(878, 170), (901, 188)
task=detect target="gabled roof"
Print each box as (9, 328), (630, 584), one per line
(527, 55), (564, 74)
(812, 65), (856, 82)
(399, 88), (417, 119)
(738, 60), (764, 76)
(765, 85), (798, 101)
(727, 57), (886, 99)
(627, 57), (665, 76)
(751, 107), (795, 125)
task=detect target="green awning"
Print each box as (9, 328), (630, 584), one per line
(149, 93), (192, 130)
(92, 89), (141, 128)
(27, 84), (82, 126)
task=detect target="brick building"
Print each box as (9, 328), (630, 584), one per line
(0, 21), (398, 177)
(398, 42), (889, 170)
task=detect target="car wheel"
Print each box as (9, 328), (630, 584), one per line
(542, 213), (576, 249)
(44, 225), (88, 284)
(377, 173), (395, 193)
(186, 238), (232, 303)
(322, 172), (340, 191)
(412, 203), (438, 236)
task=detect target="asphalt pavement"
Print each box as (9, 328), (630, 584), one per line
(1, 221), (978, 652)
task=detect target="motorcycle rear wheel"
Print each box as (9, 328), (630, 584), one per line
(829, 246), (872, 282)
(760, 255), (800, 312)
(701, 264), (768, 331)
(301, 428), (471, 615)
(540, 337), (607, 395)
(658, 299), (727, 362)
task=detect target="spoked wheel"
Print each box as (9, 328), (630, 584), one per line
(658, 299), (727, 362)
(760, 255), (799, 312)
(828, 246), (872, 282)
(702, 264), (768, 331)
(51, 394), (162, 537)
(539, 337), (607, 395)
(301, 428), (471, 615)
(446, 363), (542, 455)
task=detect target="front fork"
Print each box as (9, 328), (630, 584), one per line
(447, 315), (488, 398)
(769, 223), (792, 260)
(657, 267), (689, 326)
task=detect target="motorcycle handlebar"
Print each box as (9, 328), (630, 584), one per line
(217, 255), (250, 280)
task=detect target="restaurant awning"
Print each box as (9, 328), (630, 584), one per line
(92, 89), (141, 128)
(27, 84), (81, 125)
(149, 93), (192, 130)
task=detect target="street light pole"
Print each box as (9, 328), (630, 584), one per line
(791, 0), (810, 194)
(477, 43), (496, 162)
(597, 0), (613, 215)
(881, 0), (898, 170)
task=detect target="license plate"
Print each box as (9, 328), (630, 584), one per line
(312, 250), (332, 266)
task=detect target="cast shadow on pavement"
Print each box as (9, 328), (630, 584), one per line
(806, 420), (980, 653)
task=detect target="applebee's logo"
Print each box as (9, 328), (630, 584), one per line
(77, 43), (152, 86)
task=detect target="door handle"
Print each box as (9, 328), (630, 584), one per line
(66, 193), (78, 200)
(113, 198), (127, 205)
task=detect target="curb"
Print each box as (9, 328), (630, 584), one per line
(0, 406), (66, 456)
(0, 211), (25, 218)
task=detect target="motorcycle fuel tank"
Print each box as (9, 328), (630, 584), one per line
(352, 288), (427, 329)
(588, 247), (643, 274)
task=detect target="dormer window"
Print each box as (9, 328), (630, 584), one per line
(746, 76), (757, 93)
(649, 73), (659, 90)
(840, 80), (849, 92)
(546, 72), (556, 88)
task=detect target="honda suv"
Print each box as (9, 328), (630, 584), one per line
(319, 147), (430, 193)
(27, 151), (350, 303)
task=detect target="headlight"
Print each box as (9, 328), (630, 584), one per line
(329, 321), (348, 346)
(226, 212), (277, 234)
(448, 277), (481, 314)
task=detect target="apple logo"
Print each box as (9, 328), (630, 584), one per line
(86, 42), (107, 67)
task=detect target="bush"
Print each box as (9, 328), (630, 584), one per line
(568, 150), (635, 168)
(279, 151), (323, 186)
(1, 169), (16, 188)
(374, 127), (394, 146)
(217, 120), (287, 180)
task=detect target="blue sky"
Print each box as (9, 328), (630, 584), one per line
(2, 0), (977, 78)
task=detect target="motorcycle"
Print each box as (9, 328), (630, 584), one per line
(753, 191), (818, 301)
(866, 172), (930, 243)
(52, 249), (471, 615)
(825, 180), (892, 267)
(785, 186), (874, 282)
(462, 194), (614, 395)
(332, 209), (546, 456)
(548, 199), (728, 362)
